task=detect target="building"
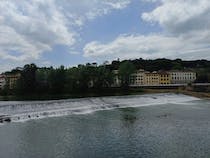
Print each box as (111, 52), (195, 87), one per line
(5, 73), (21, 89)
(0, 75), (6, 89)
(159, 71), (171, 85)
(169, 71), (196, 84)
(112, 70), (121, 87)
(144, 71), (160, 86)
(129, 69), (146, 86)
(112, 69), (197, 87)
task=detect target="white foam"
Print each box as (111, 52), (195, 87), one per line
(0, 93), (200, 123)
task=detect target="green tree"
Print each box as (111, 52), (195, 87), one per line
(35, 68), (50, 93)
(48, 66), (66, 94)
(17, 63), (37, 94)
(119, 61), (136, 90)
(87, 66), (114, 90)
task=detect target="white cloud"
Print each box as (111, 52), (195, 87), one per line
(141, 0), (210, 34)
(69, 51), (80, 55)
(84, 0), (210, 60)
(84, 0), (130, 20)
(83, 32), (210, 60)
(0, 0), (131, 71)
(103, 0), (131, 9)
(0, 0), (75, 63)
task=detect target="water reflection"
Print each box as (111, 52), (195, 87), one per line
(120, 108), (138, 124)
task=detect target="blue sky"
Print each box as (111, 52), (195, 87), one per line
(0, 0), (210, 72)
(41, 0), (161, 67)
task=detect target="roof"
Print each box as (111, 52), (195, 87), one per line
(169, 70), (196, 73)
(158, 71), (169, 75)
(0, 75), (5, 79)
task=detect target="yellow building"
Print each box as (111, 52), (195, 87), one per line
(144, 72), (160, 86)
(6, 73), (21, 89)
(159, 72), (171, 85)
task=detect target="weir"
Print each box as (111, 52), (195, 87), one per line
(0, 93), (199, 123)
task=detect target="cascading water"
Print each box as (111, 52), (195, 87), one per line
(0, 93), (200, 123)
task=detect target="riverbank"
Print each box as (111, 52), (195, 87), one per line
(0, 87), (209, 101)
(0, 88), (144, 101)
(142, 89), (210, 99)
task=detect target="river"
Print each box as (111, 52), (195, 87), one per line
(0, 93), (210, 158)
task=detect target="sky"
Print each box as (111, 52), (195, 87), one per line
(0, 0), (210, 72)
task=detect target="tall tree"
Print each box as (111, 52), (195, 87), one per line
(19, 63), (37, 94)
(48, 66), (66, 94)
(119, 61), (136, 90)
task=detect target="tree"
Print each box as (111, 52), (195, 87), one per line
(196, 71), (209, 83)
(119, 61), (136, 90)
(35, 68), (50, 93)
(17, 63), (37, 94)
(91, 66), (114, 90)
(48, 66), (66, 94)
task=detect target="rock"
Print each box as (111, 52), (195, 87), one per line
(0, 115), (11, 123)
(4, 118), (11, 122)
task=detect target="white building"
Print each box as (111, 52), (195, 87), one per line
(0, 75), (6, 89)
(169, 71), (196, 84)
(112, 70), (121, 87)
(129, 69), (146, 86)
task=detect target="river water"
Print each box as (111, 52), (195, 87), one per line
(0, 93), (210, 158)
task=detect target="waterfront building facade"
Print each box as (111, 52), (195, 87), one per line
(5, 73), (21, 89)
(112, 69), (196, 87)
(129, 69), (146, 86)
(112, 70), (121, 87)
(159, 71), (171, 85)
(144, 72), (160, 86)
(169, 71), (196, 84)
(0, 75), (6, 89)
